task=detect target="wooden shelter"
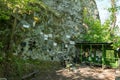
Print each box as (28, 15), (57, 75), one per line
(75, 42), (118, 68)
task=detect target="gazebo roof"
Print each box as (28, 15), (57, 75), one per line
(75, 42), (113, 45)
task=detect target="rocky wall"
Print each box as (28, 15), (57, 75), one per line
(16, 0), (100, 61)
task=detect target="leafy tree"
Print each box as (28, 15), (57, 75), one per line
(107, 0), (120, 48)
(0, 0), (53, 78)
(0, 0), (51, 56)
(82, 0), (120, 49)
(82, 6), (111, 42)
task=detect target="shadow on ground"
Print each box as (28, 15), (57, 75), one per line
(34, 64), (115, 80)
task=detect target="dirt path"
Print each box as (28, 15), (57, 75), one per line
(34, 65), (116, 80)
(115, 69), (120, 80)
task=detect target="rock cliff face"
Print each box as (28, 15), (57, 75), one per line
(18, 0), (100, 60)
(42, 0), (99, 42)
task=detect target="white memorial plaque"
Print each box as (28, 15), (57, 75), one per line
(23, 24), (30, 28)
(53, 42), (57, 46)
(40, 32), (43, 35)
(44, 37), (48, 40)
(70, 41), (75, 45)
(65, 44), (68, 48)
(44, 34), (48, 38)
(48, 34), (52, 38)
(66, 35), (71, 39)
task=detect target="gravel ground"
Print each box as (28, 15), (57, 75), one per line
(34, 65), (117, 80)
(115, 69), (120, 80)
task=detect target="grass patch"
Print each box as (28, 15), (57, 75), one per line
(0, 56), (61, 80)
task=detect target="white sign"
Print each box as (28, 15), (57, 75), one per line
(65, 44), (68, 48)
(66, 35), (71, 39)
(44, 37), (48, 40)
(70, 41), (75, 45)
(53, 42), (57, 46)
(23, 24), (30, 28)
(48, 34), (53, 38)
(40, 32), (43, 35)
(44, 34), (48, 38)
(44, 34), (48, 40)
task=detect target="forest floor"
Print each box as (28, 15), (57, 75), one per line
(33, 64), (119, 80)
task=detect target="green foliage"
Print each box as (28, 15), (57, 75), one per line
(0, 56), (60, 79)
(83, 17), (111, 42)
(0, 0), (10, 20)
(0, 0), (54, 78)
(0, 12), (10, 20)
(0, 42), (3, 48)
(82, 6), (110, 42)
(0, 0), (48, 21)
(82, 0), (120, 48)
(108, 7), (117, 13)
(0, 0), (49, 51)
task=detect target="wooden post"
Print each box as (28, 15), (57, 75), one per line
(90, 45), (92, 60)
(89, 44), (92, 65)
(80, 44), (82, 63)
(102, 44), (105, 68)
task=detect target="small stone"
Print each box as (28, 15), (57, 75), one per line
(98, 74), (105, 79)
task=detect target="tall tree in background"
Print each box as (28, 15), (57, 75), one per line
(110, 0), (117, 32)
(109, 0), (120, 48)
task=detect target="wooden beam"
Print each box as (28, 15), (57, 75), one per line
(21, 70), (39, 80)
